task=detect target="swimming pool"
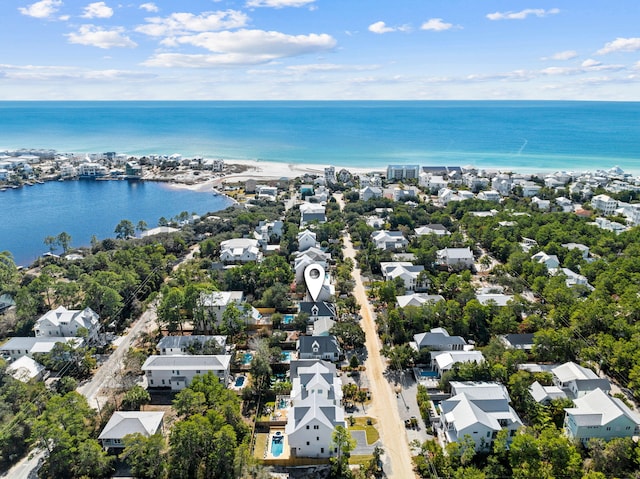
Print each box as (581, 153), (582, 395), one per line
(420, 370), (438, 377)
(283, 314), (295, 324)
(281, 351), (293, 362)
(271, 433), (284, 457)
(242, 353), (253, 365)
(235, 376), (245, 387)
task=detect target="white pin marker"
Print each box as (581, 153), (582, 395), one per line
(304, 264), (325, 302)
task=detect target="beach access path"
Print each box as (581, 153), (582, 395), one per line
(335, 193), (416, 479)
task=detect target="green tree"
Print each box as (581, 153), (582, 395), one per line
(57, 231), (72, 253)
(44, 235), (58, 253)
(115, 219), (136, 239)
(136, 220), (148, 233)
(122, 433), (167, 479)
(330, 425), (356, 479)
(121, 385), (151, 411)
(173, 388), (207, 417)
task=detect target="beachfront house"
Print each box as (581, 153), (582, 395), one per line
(99, 411), (164, 450)
(142, 355), (232, 390)
(591, 194), (618, 215)
(285, 360), (346, 458)
(439, 381), (523, 451)
(564, 388), (640, 444)
(387, 164), (420, 180)
(34, 306), (100, 344)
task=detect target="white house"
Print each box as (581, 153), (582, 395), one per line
(198, 291), (244, 326)
(529, 381), (567, 404)
(219, 238), (262, 263)
(397, 293), (444, 309)
(436, 247), (474, 270)
(0, 336), (81, 360)
(298, 302), (337, 323)
(371, 230), (408, 251)
(98, 411), (164, 450)
(561, 243), (590, 260)
(440, 381), (523, 451)
(564, 388), (640, 444)
(591, 194), (618, 215)
(413, 327), (467, 352)
(387, 164), (420, 180)
(6, 356), (46, 382)
(551, 361), (611, 399)
(477, 190), (501, 202)
(360, 186), (383, 202)
(531, 251), (560, 270)
(156, 335), (227, 355)
(34, 306), (100, 343)
(531, 196), (551, 211)
(415, 224), (450, 236)
(297, 230), (318, 252)
(300, 203), (326, 225)
(142, 354), (232, 390)
(476, 293), (514, 307)
(380, 262), (425, 292)
(285, 360), (346, 458)
(431, 351), (485, 376)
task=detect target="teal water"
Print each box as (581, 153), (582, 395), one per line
(0, 180), (232, 266)
(0, 101), (639, 174)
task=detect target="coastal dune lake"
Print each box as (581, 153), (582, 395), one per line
(0, 179), (232, 266)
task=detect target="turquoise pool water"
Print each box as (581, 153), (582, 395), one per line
(271, 433), (284, 457)
(420, 370), (438, 377)
(242, 353), (253, 365)
(283, 314), (294, 324)
(281, 351), (293, 362)
(235, 376), (245, 387)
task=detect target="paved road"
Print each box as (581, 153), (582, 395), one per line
(335, 194), (416, 479)
(3, 245), (201, 479)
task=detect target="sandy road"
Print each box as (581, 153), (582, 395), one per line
(335, 194), (416, 479)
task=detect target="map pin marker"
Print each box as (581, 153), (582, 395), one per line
(304, 264), (325, 302)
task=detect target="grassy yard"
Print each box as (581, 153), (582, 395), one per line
(348, 416), (379, 444)
(253, 433), (268, 459)
(349, 454), (374, 466)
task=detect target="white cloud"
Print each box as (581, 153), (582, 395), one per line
(81, 2), (113, 19)
(246, 0), (315, 7)
(285, 63), (379, 73)
(18, 0), (62, 19)
(136, 10), (248, 36)
(0, 63), (153, 81)
(143, 29), (336, 67)
(486, 8), (560, 21)
(596, 37), (640, 55)
(581, 59), (601, 68)
(139, 2), (158, 12)
(368, 21), (410, 34)
(545, 50), (578, 61)
(66, 25), (137, 49)
(420, 18), (455, 32)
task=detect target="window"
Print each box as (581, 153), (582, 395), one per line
(321, 448), (325, 453)
(314, 425), (319, 430)
(162, 379), (165, 385)
(196, 370), (201, 374)
(317, 437), (319, 441)
(306, 425), (310, 430)
(150, 379), (154, 385)
(606, 427), (611, 431)
(306, 442), (310, 446)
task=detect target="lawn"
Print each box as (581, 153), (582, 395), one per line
(253, 433), (268, 459)
(348, 416), (379, 444)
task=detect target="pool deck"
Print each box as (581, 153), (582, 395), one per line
(264, 428), (290, 460)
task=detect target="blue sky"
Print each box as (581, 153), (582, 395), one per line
(2, 0), (639, 100)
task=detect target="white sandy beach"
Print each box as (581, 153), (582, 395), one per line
(167, 158), (383, 192)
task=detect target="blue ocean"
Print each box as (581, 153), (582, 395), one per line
(1, 101), (639, 265)
(1, 101), (639, 174)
